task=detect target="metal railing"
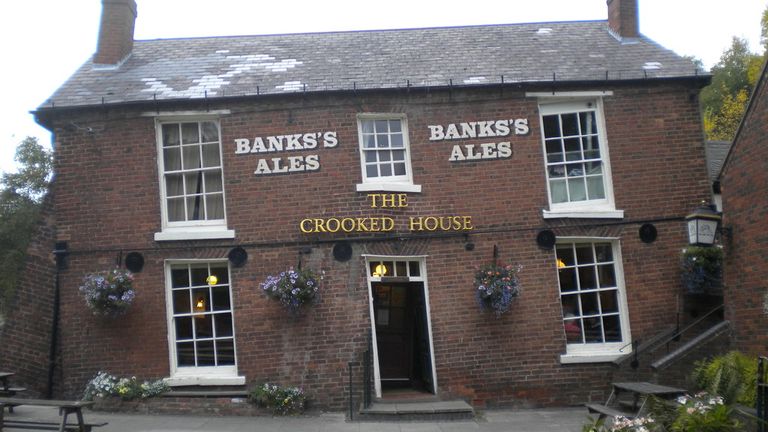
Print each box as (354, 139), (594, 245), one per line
(758, 356), (767, 432)
(347, 330), (375, 420)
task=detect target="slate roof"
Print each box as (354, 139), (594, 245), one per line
(705, 141), (732, 182)
(41, 20), (705, 109)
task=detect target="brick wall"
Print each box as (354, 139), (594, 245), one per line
(0, 195), (58, 397)
(34, 81), (710, 408)
(721, 67), (768, 356)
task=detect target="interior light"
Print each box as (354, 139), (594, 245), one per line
(373, 263), (388, 278)
(195, 298), (205, 311)
(206, 275), (218, 285)
(557, 258), (566, 269)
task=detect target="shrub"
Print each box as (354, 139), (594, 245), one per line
(249, 382), (306, 415)
(692, 351), (757, 407)
(671, 392), (740, 432)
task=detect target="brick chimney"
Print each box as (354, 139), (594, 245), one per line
(607, 0), (639, 39)
(94, 0), (137, 66)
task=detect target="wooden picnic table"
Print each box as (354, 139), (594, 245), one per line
(0, 398), (101, 432)
(0, 373), (13, 392)
(587, 381), (687, 420)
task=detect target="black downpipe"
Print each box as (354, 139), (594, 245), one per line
(47, 242), (68, 399)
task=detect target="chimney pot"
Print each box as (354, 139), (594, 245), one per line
(94, 0), (137, 66)
(607, 0), (639, 39)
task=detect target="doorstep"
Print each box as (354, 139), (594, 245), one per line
(357, 399), (475, 421)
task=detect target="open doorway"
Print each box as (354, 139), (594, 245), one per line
(366, 258), (436, 399)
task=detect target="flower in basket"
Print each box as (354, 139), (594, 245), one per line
(681, 246), (723, 294)
(260, 267), (320, 315)
(79, 268), (135, 317)
(475, 263), (521, 317)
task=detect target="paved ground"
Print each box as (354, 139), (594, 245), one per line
(5, 405), (591, 431)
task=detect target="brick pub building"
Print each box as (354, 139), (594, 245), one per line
(1, 0), (718, 410)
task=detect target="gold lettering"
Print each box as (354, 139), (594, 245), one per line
(397, 194), (408, 207)
(300, 219), (313, 233)
(314, 218), (327, 233)
(369, 217), (380, 232)
(424, 217), (438, 231)
(381, 194), (396, 208)
(368, 193), (380, 208)
(409, 216), (423, 231)
(326, 218), (340, 233)
(463, 216), (474, 230)
(382, 217), (395, 231)
(355, 217), (369, 232)
(341, 218), (356, 232)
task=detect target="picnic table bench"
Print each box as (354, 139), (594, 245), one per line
(0, 372), (26, 412)
(586, 381), (686, 420)
(0, 398), (106, 432)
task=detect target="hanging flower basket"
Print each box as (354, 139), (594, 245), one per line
(681, 246), (723, 294)
(475, 263), (521, 317)
(260, 267), (320, 315)
(79, 268), (135, 317)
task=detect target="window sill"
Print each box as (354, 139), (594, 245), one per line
(164, 375), (246, 387)
(356, 183), (422, 193)
(559, 353), (624, 364)
(154, 228), (235, 241)
(542, 209), (624, 219)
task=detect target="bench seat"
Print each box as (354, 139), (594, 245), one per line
(1, 419), (107, 432)
(585, 403), (635, 420)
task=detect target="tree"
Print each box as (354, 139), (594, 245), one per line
(0, 137), (53, 316)
(700, 8), (767, 141)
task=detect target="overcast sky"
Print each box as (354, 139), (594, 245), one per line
(1, 0), (765, 174)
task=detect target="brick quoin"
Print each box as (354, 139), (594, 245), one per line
(6, 78), (715, 410)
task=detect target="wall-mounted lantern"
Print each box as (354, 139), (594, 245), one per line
(685, 203), (721, 246)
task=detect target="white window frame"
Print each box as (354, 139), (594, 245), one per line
(154, 116), (235, 241)
(554, 237), (632, 363)
(163, 259), (244, 386)
(355, 114), (421, 193)
(533, 95), (623, 219)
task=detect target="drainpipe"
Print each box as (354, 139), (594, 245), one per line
(47, 241), (68, 399)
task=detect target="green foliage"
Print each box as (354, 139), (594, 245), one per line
(692, 351), (757, 407)
(581, 415), (660, 431)
(671, 393), (740, 432)
(249, 382), (306, 415)
(0, 137), (53, 314)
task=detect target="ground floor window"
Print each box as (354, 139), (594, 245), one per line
(165, 261), (237, 377)
(556, 239), (630, 360)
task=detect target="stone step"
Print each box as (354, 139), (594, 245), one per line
(357, 399), (474, 421)
(585, 403), (635, 420)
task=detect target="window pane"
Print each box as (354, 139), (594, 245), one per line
(556, 245), (575, 266)
(379, 151), (391, 162)
(392, 150), (405, 161)
(575, 245), (594, 265)
(185, 172), (202, 195)
(380, 164), (392, 177)
(171, 267), (190, 288)
(597, 264), (616, 288)
(177, 342), (195, 366)
(182, 145), (201, 170)
(600, 290), (619, 313)
(581, 292), (599, 315)
(545, 140), (563, 163)
(201, 121), (219, 142)
(209, 264), (229, 285)
(167, 198), (185, 222)
(361, 120), (374, 134)
(395, 261), (407, 277)
(564, 138), (581, 161)
(190, 265), (209, 286)
(391, 134), (403, 147)
(207, 194), (224, 220)
(162, 124), (180, 146)
(548, 166), (565, 178)
(201, 144), (220, 168)
(175, 317), (193, 339)
(181, 123), (200, 144)
(543, 115), (561, 138)
(375, 120), (388, 132)
(214, 313), (233, 337)
(204, 172), (223, 193)
(173, 290), (191, 314)
(186, 196), (205, 221)
(166, 174), (183, 197)
(365, 151), (377, 162)
(366, 164), (378, 178)
(566, 163), (584, 177)
(376, 134), (389, 148)
(603, 315), (622, 342)
(562, 294), (580, 317)
(578, 266), (597, 290)
(196, 341), (215, 366)
(212, 286), (231, 311)
(192, 288), (210, 313)
(217, 340), (236, 365)
(164, 148), (182, 171)
(558, 268), (577, 292)
(564, 319), (583, 343)
(584, 317), (604, 343)
(195, 314), (213, 338)
(363, 135), (376, 148)
(583, 136), (600, 159)
(595, 244), (613, 262)
(568, 178), (587, 201)
(389, 120), (402, 132)
(394, 163), (406, 176)
(409, 261), (420, 277)
(585, 161), (603, 175)
(550, 180), (568, 203)
(561, 113), (579, 136)
(579, 111), (597, 134)
(587, 176), (605, 200)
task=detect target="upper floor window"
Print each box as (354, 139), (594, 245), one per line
(537, 98), (622, 219)
(155, 119), (234, 241)
(356, 114), (421, 193)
